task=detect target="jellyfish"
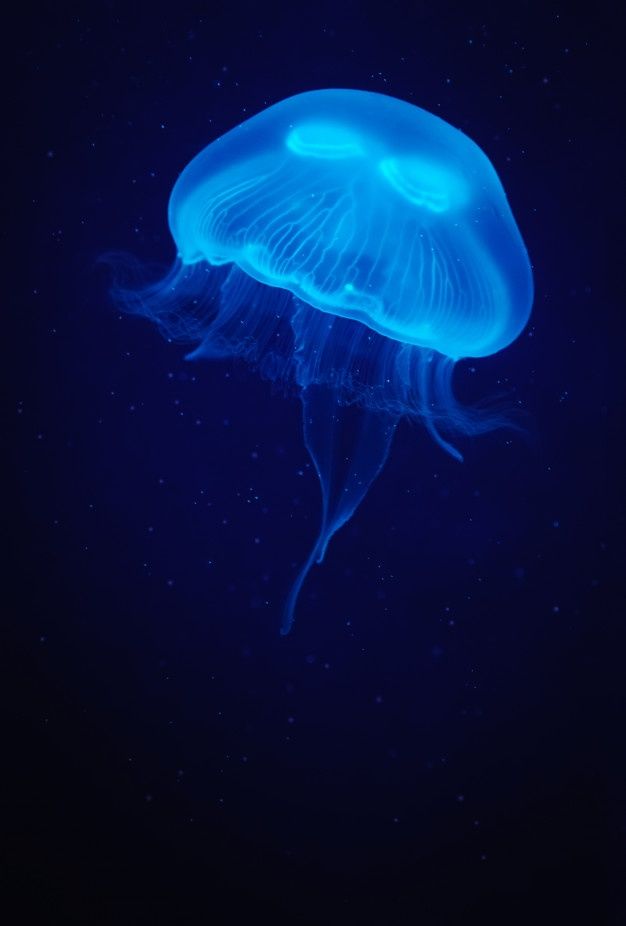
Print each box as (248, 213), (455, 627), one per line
(108, 89), (533, 634)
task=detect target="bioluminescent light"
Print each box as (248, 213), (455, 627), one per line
(108, 89), (533, 633)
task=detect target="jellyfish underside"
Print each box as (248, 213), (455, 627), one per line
(109, 89), (533, 633)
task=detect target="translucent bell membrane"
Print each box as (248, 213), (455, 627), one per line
(169, 89), (532, 360)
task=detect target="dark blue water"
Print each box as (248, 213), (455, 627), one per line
(7, 3), (625, 923)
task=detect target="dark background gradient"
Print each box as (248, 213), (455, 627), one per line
(6, 2), (625, 923)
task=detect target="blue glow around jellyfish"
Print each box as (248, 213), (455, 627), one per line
(108, 89), (533, 634)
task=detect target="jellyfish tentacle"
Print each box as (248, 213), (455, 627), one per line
(416, 350), (463, 462)
(281, 384), (397, 634)
(280, 530), (326, 637)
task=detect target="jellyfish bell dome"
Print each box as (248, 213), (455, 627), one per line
(168, 88), (533, 360)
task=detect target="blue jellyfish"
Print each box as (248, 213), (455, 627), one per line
(109, 89), (533, 634)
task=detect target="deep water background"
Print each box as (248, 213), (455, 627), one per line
(6, 3), (625, 923)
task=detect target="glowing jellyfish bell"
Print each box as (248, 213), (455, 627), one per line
(110, 89), (533, 634)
